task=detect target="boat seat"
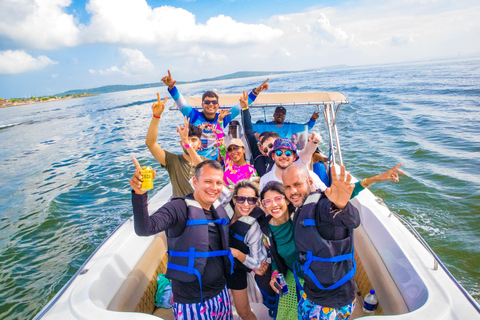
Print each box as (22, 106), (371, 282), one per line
(352, 224), (409, 316)
(108, 233), (174, 319)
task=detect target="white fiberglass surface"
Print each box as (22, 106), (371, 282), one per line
(354, 198), (429, 311)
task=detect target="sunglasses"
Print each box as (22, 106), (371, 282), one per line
(275, 150), (293, 157)
(263, 143), (274, 154)
(203, 100), (218, 105)
(227, 146), (242, 152)
(262, 195), (285, 207)
(234, 196), (258, 205)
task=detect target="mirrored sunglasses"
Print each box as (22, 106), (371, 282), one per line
(234, 196), (258, 205)
(203, 100), (218, 105)
(261, 195), (285, 207)
(275, 150), (293, 157)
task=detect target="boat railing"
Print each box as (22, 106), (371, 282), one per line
(384, 203), (480, 313)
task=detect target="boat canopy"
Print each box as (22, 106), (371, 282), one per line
(172, 91), (348, 109)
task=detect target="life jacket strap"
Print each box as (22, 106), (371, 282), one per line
(296, 250), (356, 291)
(168, 247), (234, 303)
(186, 218), (229, 226)
(232, 233), (245, 242)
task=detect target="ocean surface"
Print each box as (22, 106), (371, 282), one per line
(1, 58), (479, 319)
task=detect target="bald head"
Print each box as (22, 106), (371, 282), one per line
(282, 164), (314, 207)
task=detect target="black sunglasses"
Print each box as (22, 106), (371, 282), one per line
(227, 145), (242, 152)
(275, 150), (293, 157)
(234, 196), (258, 205)
(263, 143), (274, 154)
(203, 100), (218, 105)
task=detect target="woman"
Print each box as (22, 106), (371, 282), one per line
(223, 138), (257, 187)
(227, 180), (266, 320)
(259, 181), (300, 320)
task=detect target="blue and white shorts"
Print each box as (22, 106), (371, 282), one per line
(173, 286), (232, 320)
(297, 291), (356, 320)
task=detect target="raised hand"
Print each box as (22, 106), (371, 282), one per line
(311, 111), (320, 120)
(161, 70), (177, 89)
(129, 157), (156, 195)
(177, 116), (190, 146)
(254, 78), (269, 94)
(324, 165), (354, 209)
(151, 92), (168, 118)
(308, 132), (322, 144)
(218, 108), (232, 122)
(239, 90), (249, 110)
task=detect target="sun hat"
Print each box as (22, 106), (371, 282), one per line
(227, 138), (245, 148)
(269, 138), (299, 160)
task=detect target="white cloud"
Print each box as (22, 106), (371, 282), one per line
(81, 0), (282, 47)
(0, 50), (57, 74)
(91, 48), (154, 76)
(0, 0), (80, 49)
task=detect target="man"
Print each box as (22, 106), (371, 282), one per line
(145, 93), (207, 198)
(130, 159), (234, 319)
(258, 137), (326, 191)
(161, 70), (269, 160)
(252, 106), (320, 141)
(282, 164), (360, 320)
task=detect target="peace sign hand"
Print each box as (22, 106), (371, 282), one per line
(151, 93), (168, 118)
(161, 70), (177, 89)
(218, 108), (232, 122)
(177, 116), (190, 146)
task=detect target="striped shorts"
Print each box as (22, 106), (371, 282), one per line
(173, 286), (232, 320)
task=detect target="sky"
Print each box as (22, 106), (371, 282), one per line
(0, 0), (479, 99)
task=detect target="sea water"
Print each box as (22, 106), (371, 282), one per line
(0, 57), (479, 319)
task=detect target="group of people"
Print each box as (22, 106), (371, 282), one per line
(130, 71), (405, 320)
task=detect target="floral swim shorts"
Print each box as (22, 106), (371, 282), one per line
(173, 286), (232, 320)
(297, 291), (355, 320)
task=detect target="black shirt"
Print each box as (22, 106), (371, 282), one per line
(132, 192), (226, 304)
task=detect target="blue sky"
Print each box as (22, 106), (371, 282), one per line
(1, 0), (479, 99)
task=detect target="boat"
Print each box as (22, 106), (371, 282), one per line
(34, 92), (480, 319)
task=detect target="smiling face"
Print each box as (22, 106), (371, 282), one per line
(227, 145), (245, 163)
(202, 97), (219, 118)
(282, 168), (312, 207)
(272, 148), (295, 170)
(262, 190), (289, 220)
(192, 165), (224, 209)
(233, 187), (257, 217)
(273, 112), (286, 125)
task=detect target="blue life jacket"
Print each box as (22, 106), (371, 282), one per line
(166, 198), (234, 303)
(293, 192), (356, 292)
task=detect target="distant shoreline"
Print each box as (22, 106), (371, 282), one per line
(0, 93), (96, 109)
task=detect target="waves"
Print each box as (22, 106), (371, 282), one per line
(1, 58), (480, 319)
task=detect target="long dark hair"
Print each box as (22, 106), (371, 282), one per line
(260, 181), (295, 213)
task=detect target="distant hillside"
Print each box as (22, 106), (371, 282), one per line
(57, 70), (297, 96)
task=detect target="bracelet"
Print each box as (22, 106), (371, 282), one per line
(271, 270), (279, 279)
(252, 88), (259, 96)
(184, 144), (191, 149)
(362, 178), (371, 188)
(153, 115), (160, 119)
